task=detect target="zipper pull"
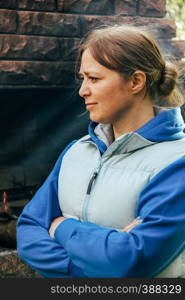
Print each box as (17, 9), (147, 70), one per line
(86, 171), (98, 195)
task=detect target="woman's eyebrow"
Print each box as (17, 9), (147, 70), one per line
(78, 71), (100, 76)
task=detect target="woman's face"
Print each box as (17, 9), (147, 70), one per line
(79, 49), (134, 125)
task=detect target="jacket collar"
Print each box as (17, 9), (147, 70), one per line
(84, 107), (185, 155)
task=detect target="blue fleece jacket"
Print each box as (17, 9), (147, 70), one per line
(16, 107), (185, 277)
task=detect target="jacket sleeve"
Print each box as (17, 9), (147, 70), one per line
(16, 141), (85, 278)
(54, 156), (185, 277)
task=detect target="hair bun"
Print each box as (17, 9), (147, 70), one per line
(158, 62), (178, 97)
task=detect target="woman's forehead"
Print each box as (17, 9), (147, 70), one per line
(80, 50), (107, 73)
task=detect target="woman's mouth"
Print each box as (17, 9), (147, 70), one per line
(85, 103), (97, 109)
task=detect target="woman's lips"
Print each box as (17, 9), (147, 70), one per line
(85, 103), (97, 110)
(85, 102), (97, 107)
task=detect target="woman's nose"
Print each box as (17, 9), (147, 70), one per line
(79, 80), (90, 98)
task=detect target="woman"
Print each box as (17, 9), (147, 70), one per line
(17, 25), (185, 278)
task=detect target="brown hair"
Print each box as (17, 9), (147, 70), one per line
(77, 25), (184, 107)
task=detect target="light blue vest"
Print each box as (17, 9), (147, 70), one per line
(58, 132), (185, 277)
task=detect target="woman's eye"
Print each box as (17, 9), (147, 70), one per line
(90, 77), (98, 82)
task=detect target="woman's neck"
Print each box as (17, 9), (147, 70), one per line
(113, 98), (155, 139)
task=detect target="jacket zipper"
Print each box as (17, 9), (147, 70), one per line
(86, 171), (98, 195)
(82, 165), (101, 221)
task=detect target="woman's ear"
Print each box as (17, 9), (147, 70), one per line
(130, 71), (146, 94)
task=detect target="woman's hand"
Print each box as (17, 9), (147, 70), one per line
(49, 215), (142, 239)
(122, 217), (142, 232)
(49, 216), (66, 239)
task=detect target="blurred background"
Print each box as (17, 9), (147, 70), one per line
(166, 0), (185, 41)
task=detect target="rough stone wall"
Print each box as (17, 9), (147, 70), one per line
(0, 0), (184, 88)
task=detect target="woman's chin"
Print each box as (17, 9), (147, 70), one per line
(89, 116), (109, 124)
(89, 113), (99, 123)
